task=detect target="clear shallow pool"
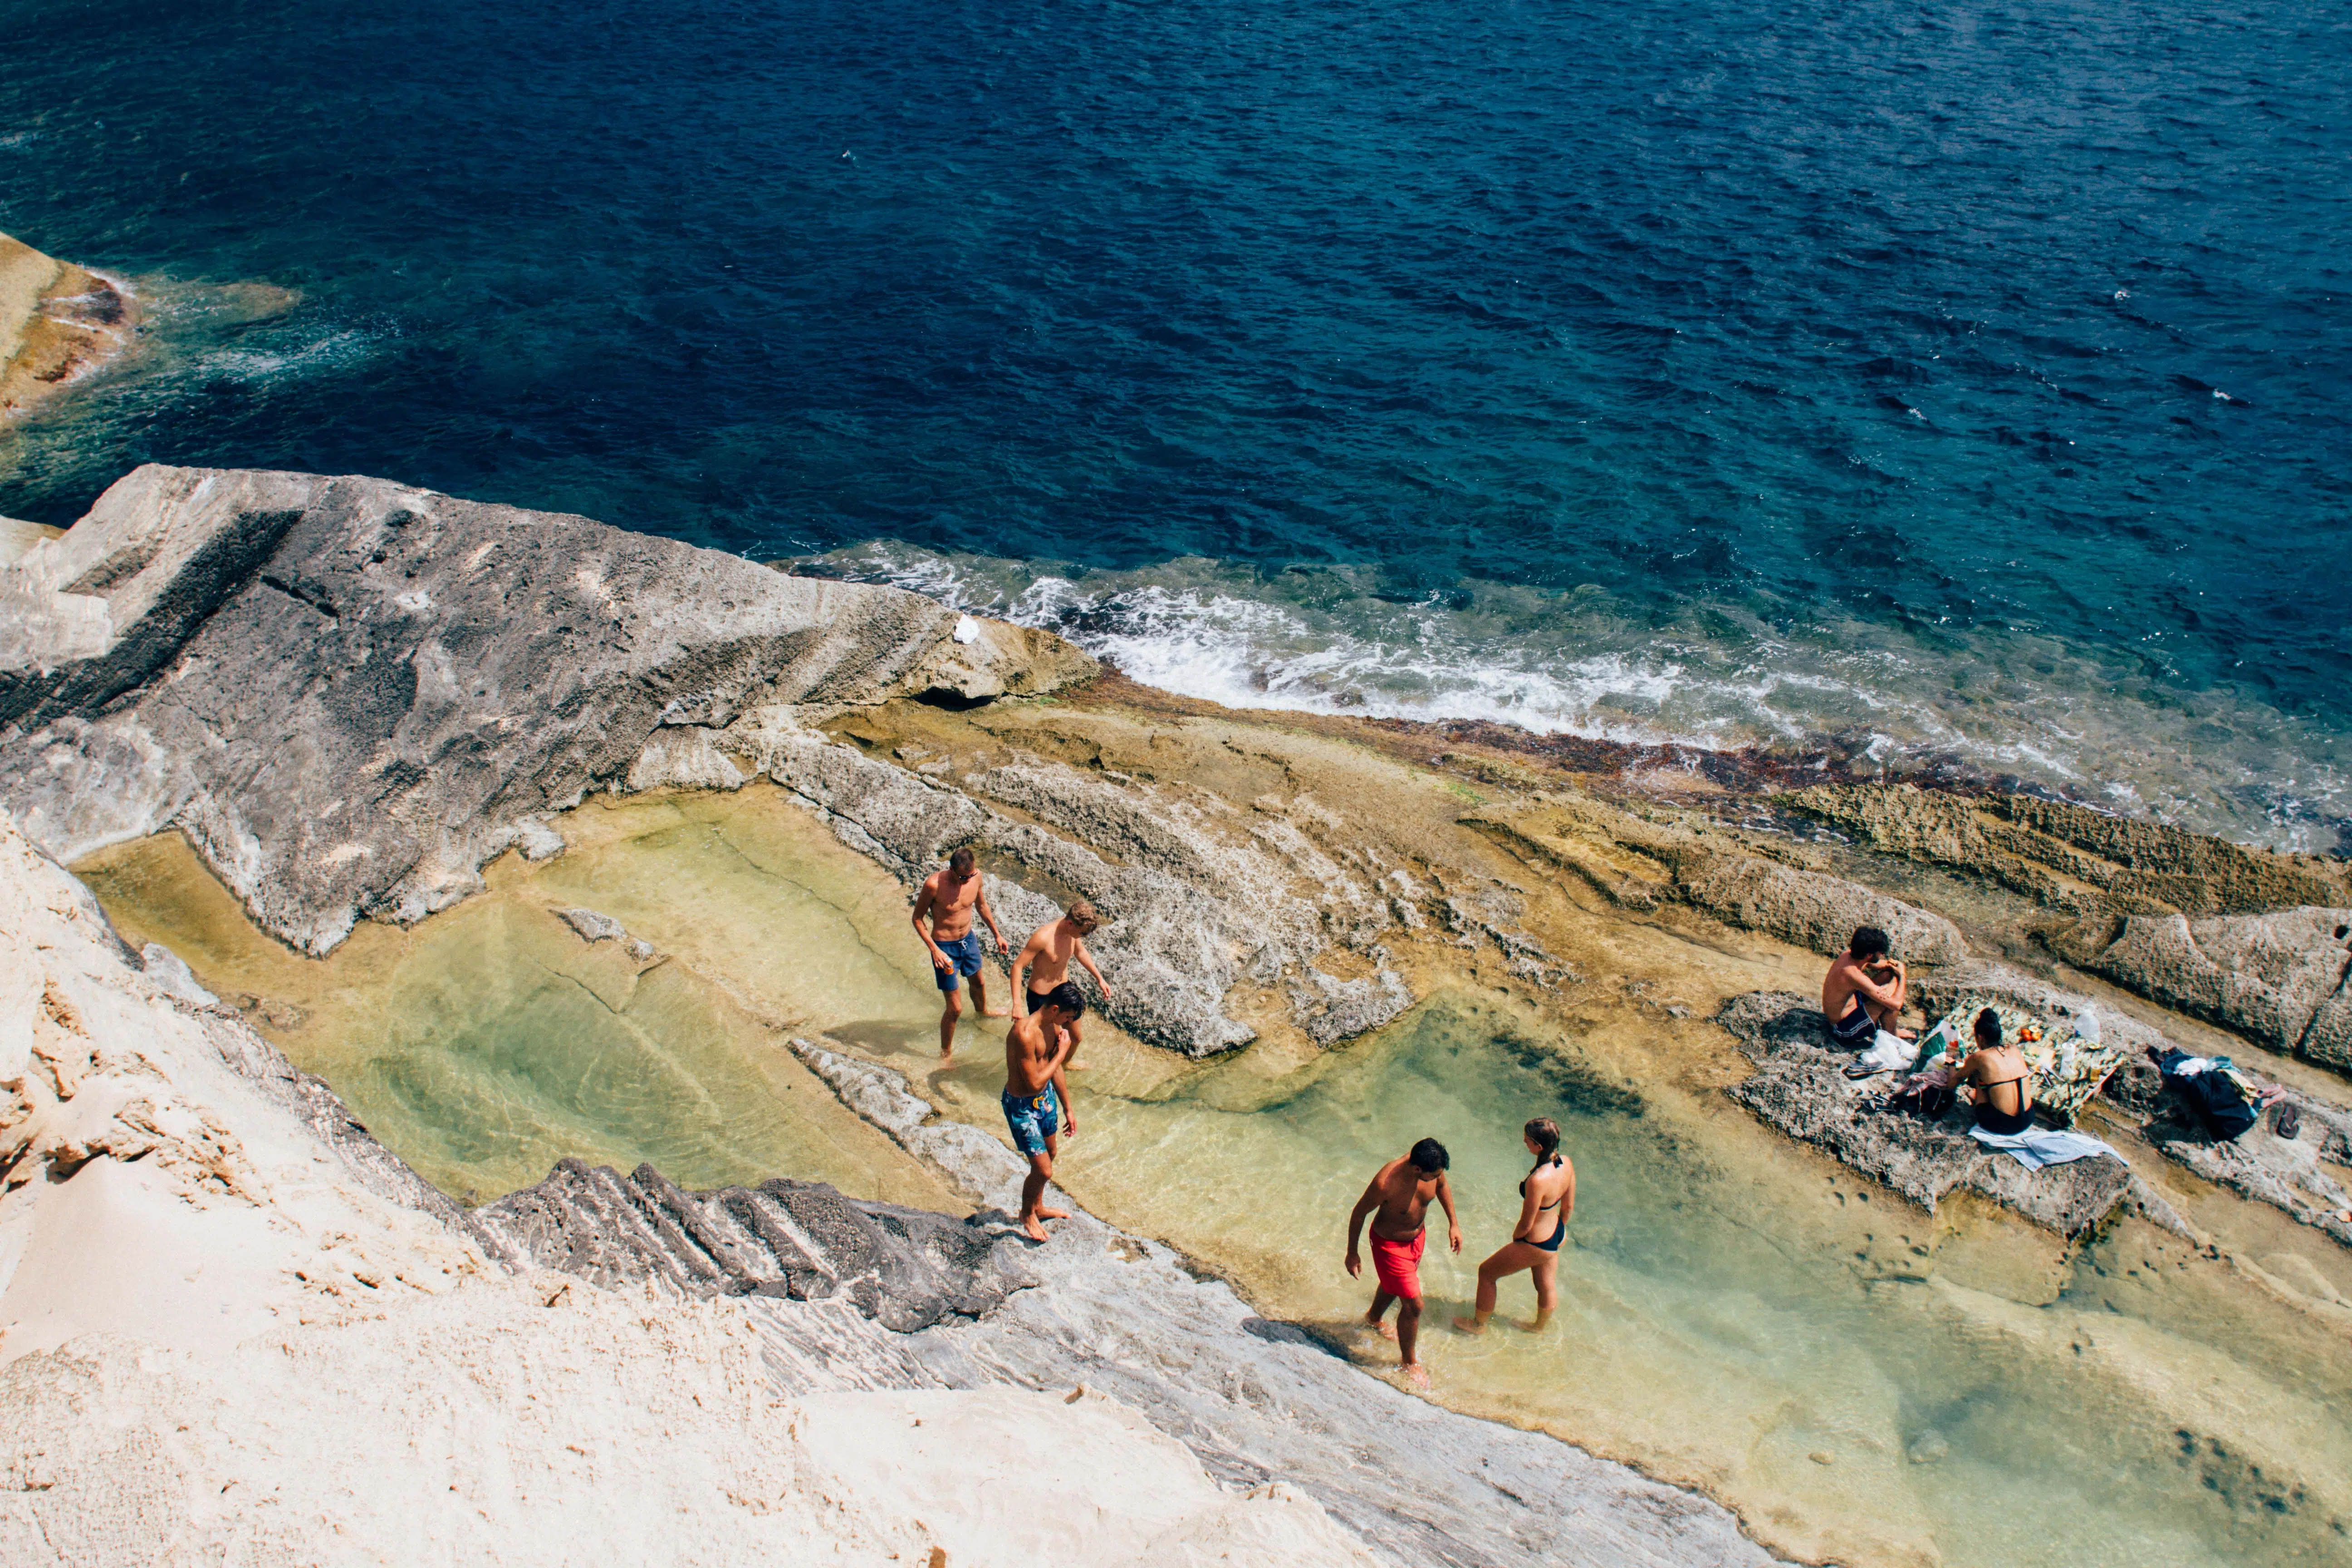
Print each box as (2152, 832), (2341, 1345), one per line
(82, 789), (2352, 1567)
(76, 794), (963, 1210)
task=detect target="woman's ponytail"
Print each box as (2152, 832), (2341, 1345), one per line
(1525, 1117), (1561, 1159)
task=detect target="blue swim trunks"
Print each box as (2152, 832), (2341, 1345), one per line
(932, 931), (985, 992)
(1001, 1085), (1061, 1156)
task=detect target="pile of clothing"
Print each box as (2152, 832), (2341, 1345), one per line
(2152, 1048), (2284, 1141)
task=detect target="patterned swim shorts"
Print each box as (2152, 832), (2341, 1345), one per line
(1001, 1085), (1061, 1157)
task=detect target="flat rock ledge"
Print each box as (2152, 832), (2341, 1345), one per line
(464, 1055), (1779, 1568)
(1719, 991), (2172, 1238)
(1723, 966), (2352, 1249)
(0, 466), (1095, 954)
(1468, 797), (1969, 967)
(1787, 784), (2352, 1072)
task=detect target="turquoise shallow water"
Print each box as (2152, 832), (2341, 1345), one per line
(78, 799), (2352, 1566)
(1013, 995), (2352, 1568)
(3, 0), (2347, 843)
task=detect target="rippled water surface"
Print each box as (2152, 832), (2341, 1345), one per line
(78, 792), (2352, 1568)
(5, 0), (2349, 842)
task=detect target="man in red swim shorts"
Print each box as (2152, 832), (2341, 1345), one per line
(1344, 1138), (1461, 1387)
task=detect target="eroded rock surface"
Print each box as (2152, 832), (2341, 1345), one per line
(1718, 992), (2180, 1238)
(1471, 797), (1968, 965)
(2057, 908), (2352, 1071)
(725, 719), (1418, 1054)
(0, 466), (1094, 953)
(478, 1159), (1029, 1333)
(0, 230), (135, 423)
(1785, 784), (2350, 918)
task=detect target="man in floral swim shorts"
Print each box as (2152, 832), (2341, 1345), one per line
(1002, 981), (1085, 1242)
(1343, 1138), (1460, 1387)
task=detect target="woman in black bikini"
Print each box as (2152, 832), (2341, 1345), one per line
(1453, 1117), (1573, 1336)
(1950, 1007), (2036, 1135)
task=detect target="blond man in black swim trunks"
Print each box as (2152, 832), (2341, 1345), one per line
(1822, 925), (1914, 1048)
(1010, 900), (1113, 1069)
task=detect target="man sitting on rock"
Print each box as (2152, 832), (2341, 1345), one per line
(1822, 925), (1913, 1047)
(912, 846), (1010, 1058)
(1344, 1138), (1461, 1387)
(1003, 981), (1085, 1241)
(1010, 900), (1114, 1070)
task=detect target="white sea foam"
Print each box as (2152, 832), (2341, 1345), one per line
(792, 540), (2347, 851)
(199, 328), (377, 386)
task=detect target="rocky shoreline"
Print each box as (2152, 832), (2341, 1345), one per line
(0, 232), (136, 426)
(6, 465), (2351, 1565)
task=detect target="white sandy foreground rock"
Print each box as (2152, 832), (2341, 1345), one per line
(0, 810), (1375, 1568)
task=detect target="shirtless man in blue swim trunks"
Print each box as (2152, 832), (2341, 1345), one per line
(912, 847), (1010, 1059)
(1003, 981), (1085, 1241)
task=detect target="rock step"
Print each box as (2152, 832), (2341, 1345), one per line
(474, 1157), (1029, 1333)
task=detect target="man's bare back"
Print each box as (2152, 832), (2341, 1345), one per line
(1822, 926), (1911, 1044)
(1010, 903), (1112, 1068)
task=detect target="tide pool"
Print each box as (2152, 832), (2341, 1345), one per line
(80, 783), (2352, 1567)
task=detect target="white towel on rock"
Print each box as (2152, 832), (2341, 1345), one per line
(1969, 1126), (2117, 1171)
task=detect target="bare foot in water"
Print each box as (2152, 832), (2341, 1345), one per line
(1403, 1362), (1430, 1389)
(1450, 1315), (1487, 1335)
(1367, 1319), (1397, 1341)
(980, 1004), (1012, 1019)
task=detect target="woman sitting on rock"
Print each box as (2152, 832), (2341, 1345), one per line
(1949, 1008), (2036, 1135)
(1453, 1117), (1573, 1336)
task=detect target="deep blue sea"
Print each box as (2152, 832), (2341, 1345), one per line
(3, 0), (2347, 845)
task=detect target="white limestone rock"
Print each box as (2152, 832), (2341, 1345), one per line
(0, 466), (1093, 955)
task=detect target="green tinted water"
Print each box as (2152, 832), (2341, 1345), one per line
(77, 794), (961, 1211)
(910, 994), (2352, 1568)
(82, 788), (2352, 1568)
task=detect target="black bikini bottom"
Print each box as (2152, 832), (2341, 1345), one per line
(1975, 1103), (2035, 1137)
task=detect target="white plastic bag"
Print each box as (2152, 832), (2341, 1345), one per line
(2060, 1004), (2099, 1079)
(1860, 1029), (1914, 1073)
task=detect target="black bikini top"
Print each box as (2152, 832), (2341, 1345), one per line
(1520, 1155), (1566, 1207)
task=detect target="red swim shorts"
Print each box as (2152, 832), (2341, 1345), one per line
(1371, 1230), (1426, 1299)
